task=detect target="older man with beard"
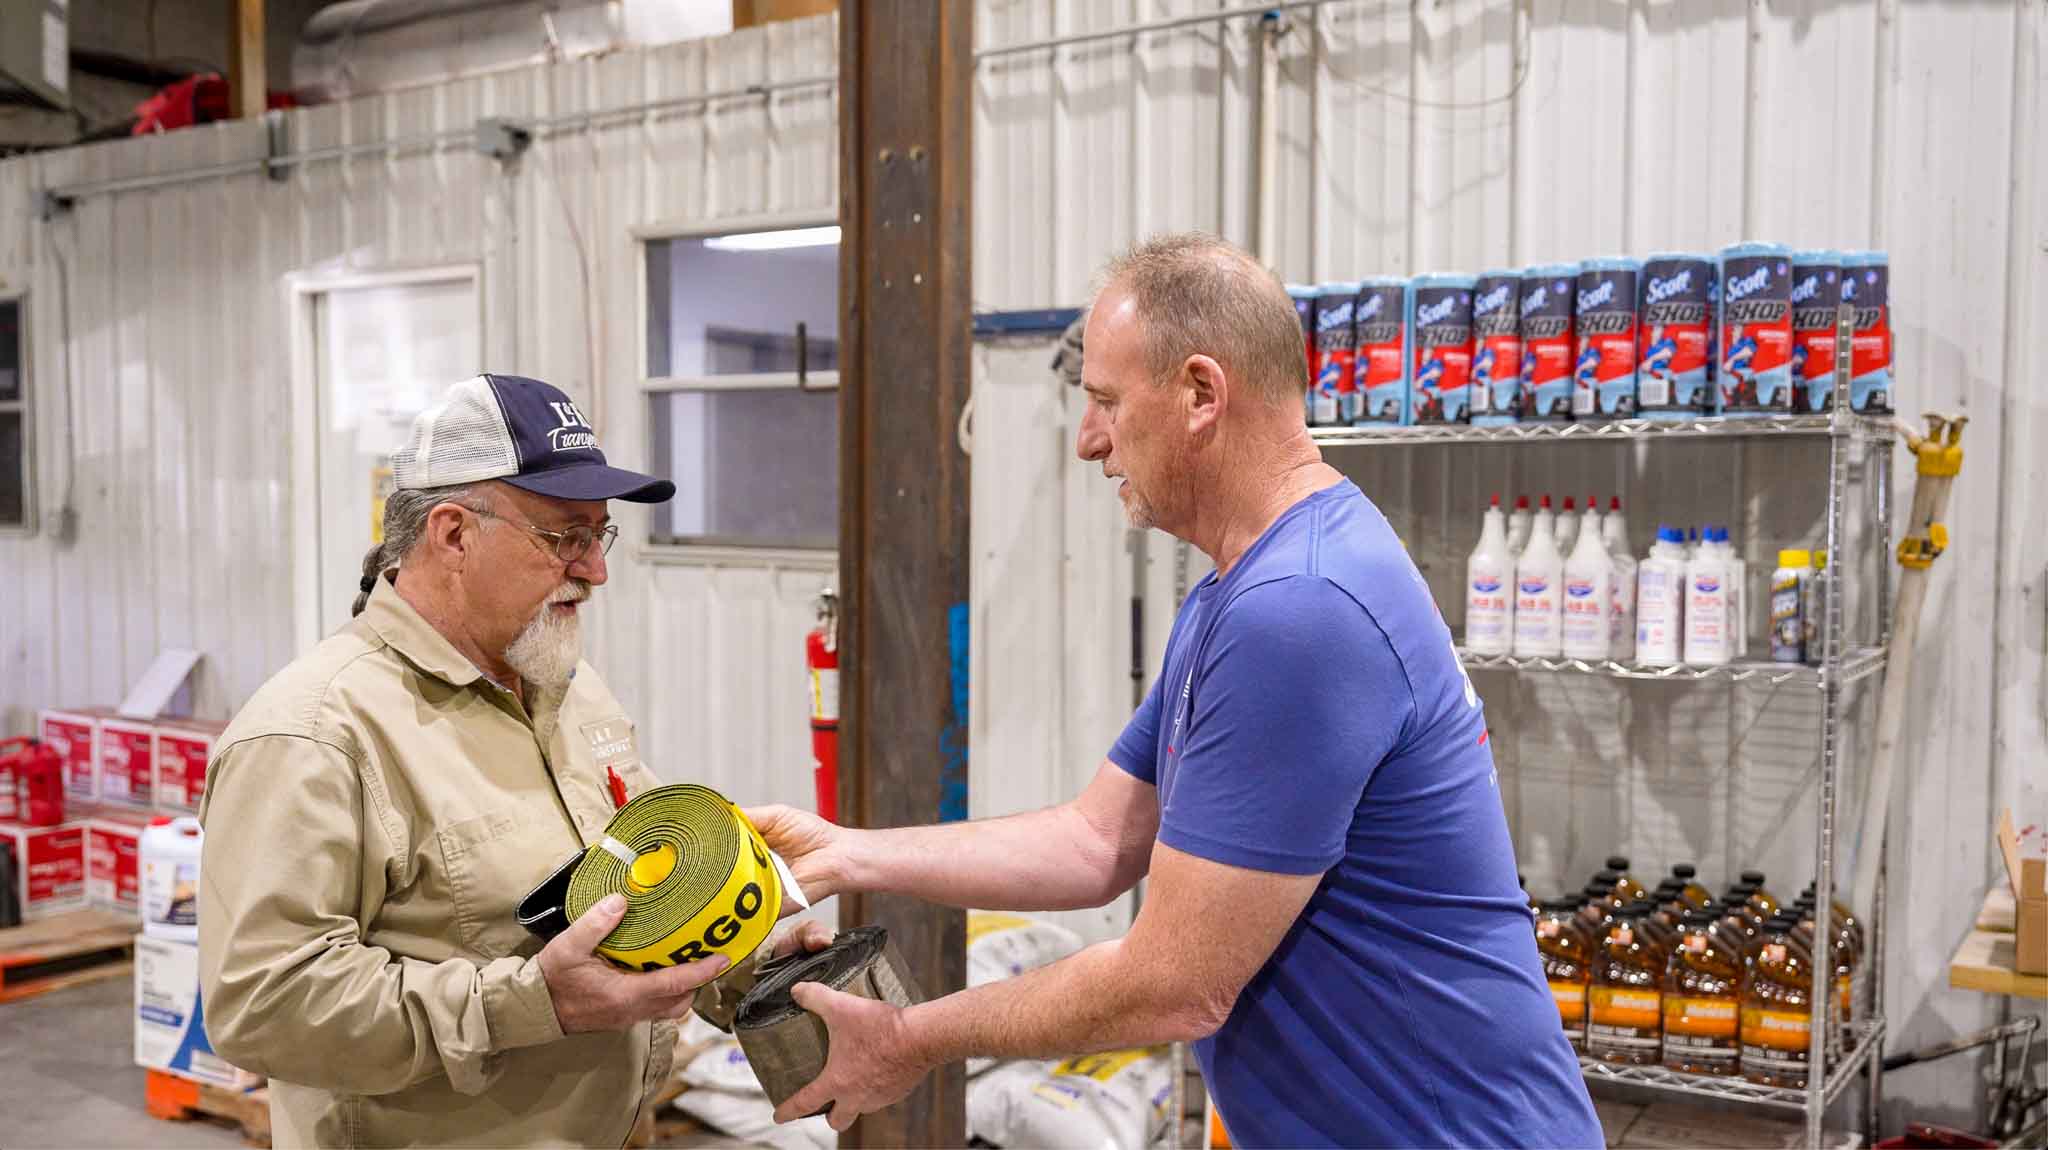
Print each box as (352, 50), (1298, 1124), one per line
(197, 374), (813, 1148)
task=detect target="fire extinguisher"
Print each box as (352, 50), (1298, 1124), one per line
(806, 589), (840, 823)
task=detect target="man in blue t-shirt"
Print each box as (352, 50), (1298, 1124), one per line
(751, 233), (1602, 1147)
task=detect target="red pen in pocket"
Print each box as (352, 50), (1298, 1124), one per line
(606, 766), (628, 810)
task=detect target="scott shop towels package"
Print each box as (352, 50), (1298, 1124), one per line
(968, 1048), (1176, 1150)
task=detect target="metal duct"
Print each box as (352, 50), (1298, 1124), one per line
(292, 0), (627, 102)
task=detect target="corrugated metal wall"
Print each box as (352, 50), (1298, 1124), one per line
(972, 0), (2046, 1127)
(0, 0), (2039, 1127)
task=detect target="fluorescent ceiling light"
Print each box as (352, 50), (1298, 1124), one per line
(702, 225), (841, 252)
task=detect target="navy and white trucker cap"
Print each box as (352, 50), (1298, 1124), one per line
(391, 374), (675, 503)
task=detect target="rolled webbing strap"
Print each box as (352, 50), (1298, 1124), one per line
(732, 926), (923, 1109)
(516, 783), (805, 972)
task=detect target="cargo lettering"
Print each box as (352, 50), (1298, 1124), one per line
(643, 879), (767, 970)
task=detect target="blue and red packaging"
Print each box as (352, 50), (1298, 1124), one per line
(1309, 282), (1361, 427)
(1469, 271), (1521, 427)
(1717, 241), (1795, 415)
(1287, 283), (1317, 415)
(1518, 264), (1577, 423)
(1637, 253), (1717, 418)
(1842, 252), (1892, 413)
(1355, 277), (1409, 424)
(1572, 258), (1641, 419)
(1789, 252), (1843, 412)
(1405, 275), (1476, 425)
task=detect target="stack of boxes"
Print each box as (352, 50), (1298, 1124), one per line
(0, 709), (225, 923)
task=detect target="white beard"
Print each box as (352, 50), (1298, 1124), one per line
(504, 584), (587, 688)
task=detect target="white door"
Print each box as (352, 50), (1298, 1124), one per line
(310, 278), (481, 639)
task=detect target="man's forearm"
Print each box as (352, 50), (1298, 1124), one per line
(839, 804), (1133, 912)
(898, 938), (1218, 1067)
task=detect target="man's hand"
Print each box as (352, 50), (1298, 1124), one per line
(745, 804), (850, 906)
(770, 983), (931, 1131)
(766, 917), (836, 961)
(538, 894), (732, 1033)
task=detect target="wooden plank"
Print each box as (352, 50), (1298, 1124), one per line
(0, 908), (139, 1002)
(1947, 927), (2048, 1001)
(230, 0), (267, 120)
(146, 1070), (271, 1147)
(837, 0), (972, 1144)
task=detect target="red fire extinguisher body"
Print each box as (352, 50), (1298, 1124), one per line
(807, 593), (841, 823)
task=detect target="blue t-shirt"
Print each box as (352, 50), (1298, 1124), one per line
(1109, 480), (1599, 1149)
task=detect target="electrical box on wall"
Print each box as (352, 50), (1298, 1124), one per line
(0, 0), (70, 109)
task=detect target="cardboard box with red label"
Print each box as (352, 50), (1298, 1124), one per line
(0, 820), (90, 920)
(38, 708), (109, 802)
(81, 803), (154, 915)
(96, 718), (157, 808)
(154, 721), (226, 812)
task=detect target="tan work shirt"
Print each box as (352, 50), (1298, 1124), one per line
(198, 574), (673, 1148)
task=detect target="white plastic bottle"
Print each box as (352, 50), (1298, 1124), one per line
(1507, 494), (1534, 557)
(1721, 528), (1750, 658)
(1466, 495), (1515, 655)
(1635, 526), (1688, 666)
(1685, 526), (1700, 559)
(1557, 496), (1581, 556)
(1683, 532), (1735, 666)
(1561, 518), (1615, 660)
(1602, 497), (1639, 662)
(140, 815), (203, 943)
(1514, 496), (1565, 657)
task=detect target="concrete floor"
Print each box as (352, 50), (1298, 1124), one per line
(3, 971), (761, 1149)
(6, 973), (244, 1149)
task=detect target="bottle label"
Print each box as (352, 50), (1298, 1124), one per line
(1740, 1006), (1814, 1071)
(1838, 974), (1852, 1021)
(1663, 996), (1739, 1058)
(1550, 980), (1587, 1039)
(1588, 986), (1662, 1050)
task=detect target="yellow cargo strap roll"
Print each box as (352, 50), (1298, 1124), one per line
(518, 783), (797, 972)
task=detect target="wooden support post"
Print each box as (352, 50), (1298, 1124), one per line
(229, 0), (266, 120)
(836, 0), (973, 1145)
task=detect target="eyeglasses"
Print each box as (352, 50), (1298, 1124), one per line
(462, 505), (618, 563)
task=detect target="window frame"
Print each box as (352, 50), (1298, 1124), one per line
(637, 213), (842, 556)
(0, 291), (34, 536)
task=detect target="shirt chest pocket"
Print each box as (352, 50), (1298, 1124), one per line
(435, 806), (574, 960)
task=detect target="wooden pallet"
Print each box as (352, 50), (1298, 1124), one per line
(146, 1069), (271, 1147)
(0, 908), (139, 1003)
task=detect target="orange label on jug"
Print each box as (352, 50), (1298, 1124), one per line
(1664, 996), (1738, 1040)
(1589, 986), (1662, 1032)
(1740, 1007), (1814, 1051)
(1551, 981), (1587, 1032)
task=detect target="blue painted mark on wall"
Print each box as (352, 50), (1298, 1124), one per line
(940, 601), (970, 822)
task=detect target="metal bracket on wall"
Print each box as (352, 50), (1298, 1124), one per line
(475, 118), (533, 163)
(264, 110), (291, 182)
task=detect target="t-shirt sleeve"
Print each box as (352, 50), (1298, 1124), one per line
(1159, 576), (1415, 874)
(1107, 669), (1166, 784)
